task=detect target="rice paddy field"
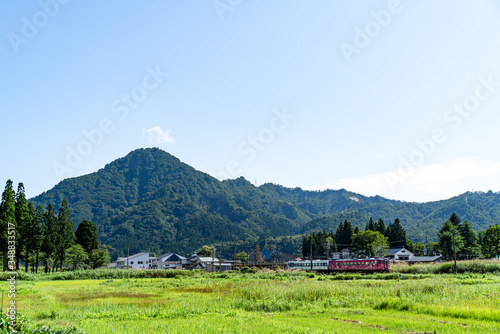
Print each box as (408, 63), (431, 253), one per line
(2, 261), (500, 333)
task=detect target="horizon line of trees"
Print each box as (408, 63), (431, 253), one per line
(438, 213), (500, 260)
(301, 214), (500, 260)
(0, 180), (110, 272)
(302, 217), (410, 259)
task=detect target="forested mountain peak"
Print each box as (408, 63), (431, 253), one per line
(30, 148), (500, 258)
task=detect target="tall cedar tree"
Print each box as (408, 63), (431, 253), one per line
(0, 180), (16, 271)
(15, 183), (29, 270)
(335, 220), (353, 249)
(42, 204), (58, 273)
(302, 234), (312, 259)
(24, 202), (37, 272)
(366, 217), (376, 231)
(33, 205), (45, 273)
(376, 218), (387, 236)
(387, 218), (406, 248)
(449, 212), (461, 227)
(56, 197), (75, 270)
(75, 220), (99, 255)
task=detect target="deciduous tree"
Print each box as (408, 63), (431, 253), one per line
(459, 221), (480, 259)
(350, 230), (389, 258)
(481, 224), (500, 259)
(197, 245), (216, 257)
(66, 244), (88, 269)
(438, 220), (464, 261)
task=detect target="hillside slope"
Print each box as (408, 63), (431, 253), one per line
(31, 148), (500, 257)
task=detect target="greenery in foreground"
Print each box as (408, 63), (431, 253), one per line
(1, 265), (500, 333)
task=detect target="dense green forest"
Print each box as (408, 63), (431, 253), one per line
(27, 148), (500, 259)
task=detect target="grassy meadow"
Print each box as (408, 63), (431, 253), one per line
(1, 261), (500, 333)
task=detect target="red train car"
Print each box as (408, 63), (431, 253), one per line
(328, 258), (390, 272)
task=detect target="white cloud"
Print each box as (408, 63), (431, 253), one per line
(142, 126), (176, 144)
(308, 156), (500, 203)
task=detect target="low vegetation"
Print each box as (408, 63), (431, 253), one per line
(1, 263), (500, 333)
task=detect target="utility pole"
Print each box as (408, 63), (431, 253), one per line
(212, 249), (215, 272)
(127, 247), (129, 269)
(310, 238), (313, 271)
(453, 229), (457, 275)
(233, 242), (236, 271)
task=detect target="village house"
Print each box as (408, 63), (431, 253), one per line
(157, 253), (185, 270)
(115, 252), (150, 269)
(385, 247), (415, 262)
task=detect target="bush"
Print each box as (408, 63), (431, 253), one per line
(0, 312), (83, 333)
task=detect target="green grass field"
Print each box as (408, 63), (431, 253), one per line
(2, 265), (500, 333)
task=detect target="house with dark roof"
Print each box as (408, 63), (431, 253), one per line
(261, 250), (295, 263)
(385, 247), (414, 261)
(157, 253), (186, 270)
(182, 254), (207, 270)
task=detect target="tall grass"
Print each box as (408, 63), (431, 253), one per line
(3, 270), (500, 333)
(0, 269), (197, 281)
(393, 259), (500, 274)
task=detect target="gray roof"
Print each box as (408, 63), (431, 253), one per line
(407, 256), (443, 263)
(157, 253), (186, 261)
(386, 248), (410, 255)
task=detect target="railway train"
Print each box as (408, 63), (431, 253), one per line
(287, 258), (390, 272)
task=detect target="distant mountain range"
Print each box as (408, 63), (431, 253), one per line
(31, 148), (500, 258)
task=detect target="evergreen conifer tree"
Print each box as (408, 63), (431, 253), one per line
(56, 197), (75, 270)
(0, 180), (16, 271)
(15, 183), (29, 270)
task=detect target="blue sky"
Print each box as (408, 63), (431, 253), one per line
(2, 0), (500, 202)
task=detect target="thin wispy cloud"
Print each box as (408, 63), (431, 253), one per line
(310, 156), (500, 203)
(142, 126), (176, 144)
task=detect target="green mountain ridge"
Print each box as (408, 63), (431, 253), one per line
(30, 148), (500, 258)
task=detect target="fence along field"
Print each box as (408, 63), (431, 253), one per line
(1, 260), (500, 333)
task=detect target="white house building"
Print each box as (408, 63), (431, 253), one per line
(116, 252), (150, 269)
(157, 253), (186, 270)
(385, 247), (414, 261)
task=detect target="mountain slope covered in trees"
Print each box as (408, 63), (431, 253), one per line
(30, 148), (500, 258)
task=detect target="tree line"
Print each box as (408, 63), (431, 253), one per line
(302, 217), (409, 259)
(301, 214), (500, 260)
(437, 213), (500, 260)
(0, 180), (109, 272)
